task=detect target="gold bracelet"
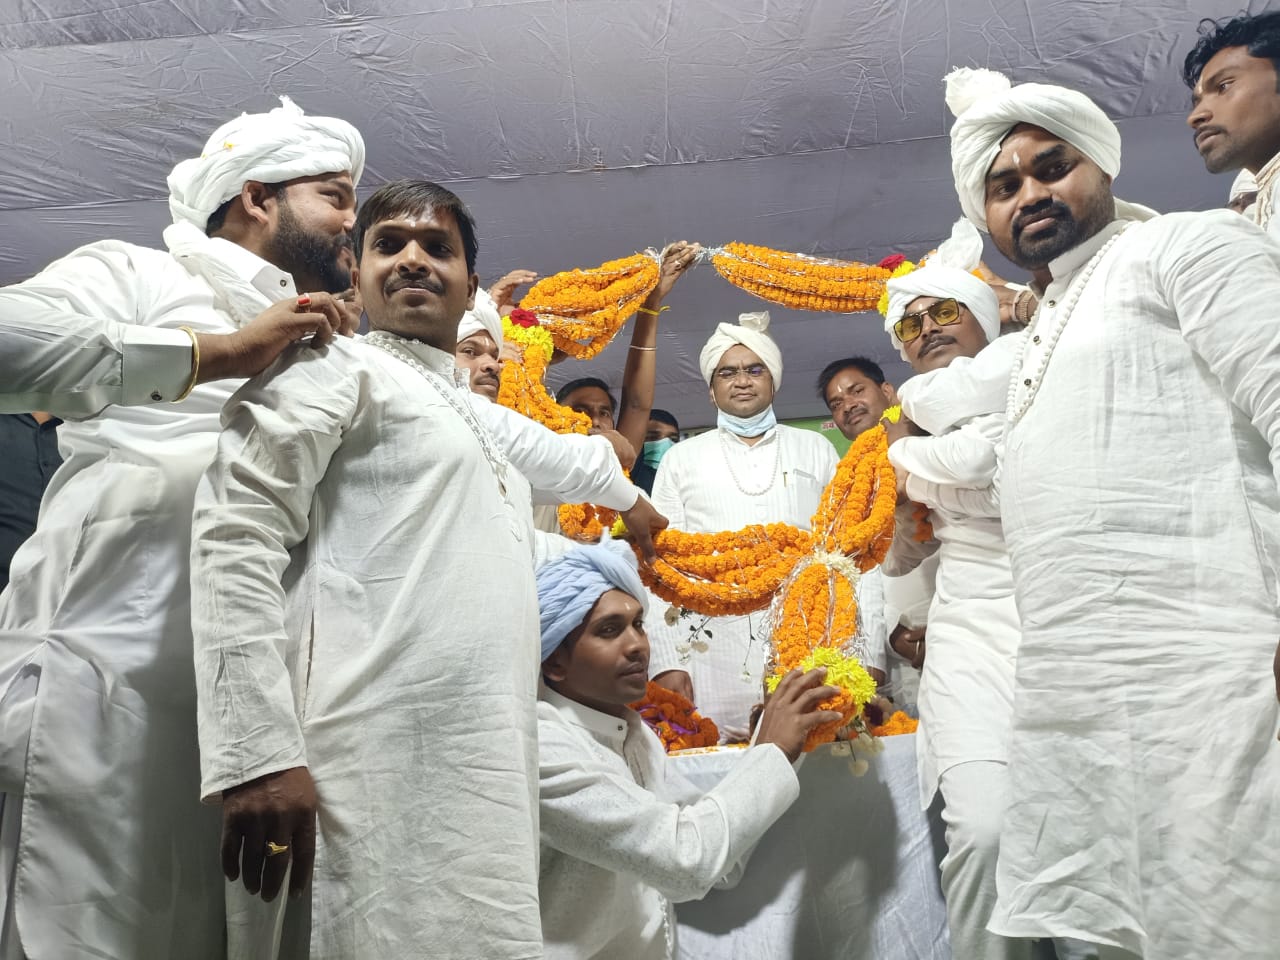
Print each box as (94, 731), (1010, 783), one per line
(629, 345), (656, 351)
(173, 326), (200, 402)
(635, 305), (671, 317)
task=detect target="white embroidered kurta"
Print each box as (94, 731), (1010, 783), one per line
(0, 235), (639, 960)
(191, 336), (545, 959)
(537, 685), (798, 960)
(647, 425), (843, 739)
(0, 237), (287, 960)
(991, 212), (1280, 958)
(886, 402), (1018, 809)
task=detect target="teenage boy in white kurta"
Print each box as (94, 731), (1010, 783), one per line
(534, 541), (840, 960)
(947, 67), (1280, 958)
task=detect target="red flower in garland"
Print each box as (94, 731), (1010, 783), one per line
(877, 253), (907, 271)
(508, 307), (540, 328)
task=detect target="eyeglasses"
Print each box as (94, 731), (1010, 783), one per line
(714, 364), (770, 382)
(893, 298), (964, 345)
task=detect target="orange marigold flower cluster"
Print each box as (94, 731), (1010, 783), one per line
(870, 710), (919, 737)
(518, 253), (661, 360)
(711, 243), (894, 313)
(496, 316), (593, 435)
(557, 502), (619, 542)
(629, 681), (720, 752)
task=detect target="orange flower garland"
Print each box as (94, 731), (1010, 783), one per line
(496, 310), (593, 435)
(629, 681), (720, 752)
(518, 252), (661, 360)
(711, 243), (896, 313)
(870, 710), (919, 737)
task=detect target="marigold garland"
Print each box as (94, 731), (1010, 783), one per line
(629, 681), (720, 752)
(496, 310), (593, 435)
(870, 710), (919, 737)
(518, 252), (661, 360)
(711, 243), (897, 313)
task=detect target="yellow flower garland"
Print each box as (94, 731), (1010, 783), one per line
(711, 243), (896, 313)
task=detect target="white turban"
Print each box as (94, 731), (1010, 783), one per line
(536, 539), (648, 662)
(457, 288), (503, 347)
(167, 95), (365, 229)
(698, 311), (783, 387)
(946, 68), (1121, 231)
(885, 218), (1000, 357)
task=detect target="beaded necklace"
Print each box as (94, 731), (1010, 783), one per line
(1005, 228), (1128, 427)
(718, 428), (779, 497)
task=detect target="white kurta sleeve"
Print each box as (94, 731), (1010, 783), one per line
(644, 452), (690, 678)
(899, 333), (1022, 435)
(882, 501), (940, 577)
(0, 241), (196, 417)
(471, 396), (639, 510)
(889, 424), (998, 489)
(190, 349), (358, 801)
(852, 568), (889, 674)
(1162, 211), (1280, 484)
(540, 733), (799, 902)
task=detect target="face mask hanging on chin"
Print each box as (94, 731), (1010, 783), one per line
(717, 405), (777, 438)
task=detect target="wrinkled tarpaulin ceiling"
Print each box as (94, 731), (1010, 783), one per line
(0, 0), (1270, 426)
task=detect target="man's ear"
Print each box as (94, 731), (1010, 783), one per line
(466, 272), (479, 311)
(882, 382), (900, 406)
(240, 180), (275, 228)
(542, 646), (569, 683)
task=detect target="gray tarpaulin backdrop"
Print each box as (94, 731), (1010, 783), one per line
(0, 0), (1270, 426)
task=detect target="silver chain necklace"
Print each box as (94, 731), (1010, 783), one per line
(364, 330), (510, 496)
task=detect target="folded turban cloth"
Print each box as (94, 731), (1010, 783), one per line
(537, 538), (648, 662)
(946, 68), (1122, 231)
(885, 218), (1000, 357)
(457, 288), (503, 347)
(168, 95), (366, 229)
(698, 311), (783, 388)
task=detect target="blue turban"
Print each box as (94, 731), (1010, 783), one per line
(537, 539), (648, 662)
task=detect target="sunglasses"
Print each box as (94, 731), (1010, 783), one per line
(893, 298), (964, 345)
(713, 364), (770, 382)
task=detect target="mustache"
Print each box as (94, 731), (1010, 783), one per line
(918, 334), (956, 356)
(473, 371), (500, 385)
(1194, 124), (1225, 147)
(1012, 200), (1072, 238)
(386, 274), (445, 295)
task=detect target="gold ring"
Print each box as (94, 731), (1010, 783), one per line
(265, 841), (289, 857)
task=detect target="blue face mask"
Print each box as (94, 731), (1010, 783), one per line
(641, 436), (675, 469)
(717, 405), (777, 438)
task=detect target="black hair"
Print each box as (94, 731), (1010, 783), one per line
(1183, 12), (1280, 88)
(815, 356), (887, 401)
(649, 408), (679, 431)
(204, 181), (287, 236)
(354, 179), (479, 273)
(556, 377), (617, 413)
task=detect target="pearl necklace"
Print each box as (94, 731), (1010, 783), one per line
(1005, 228), (1128, 427)
(364, 330), (511, 496)
(718, 428), (779, 497)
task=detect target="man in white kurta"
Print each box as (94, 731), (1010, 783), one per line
(947, 67), (1280, 957)
(646, 312), (848, 739)
(0, 99), (368, 960)
(1184, 11), (1280, 242)
(191, 180), (658, 958)
(881, 221), (1088, 960)
(534, 542), (836, 960)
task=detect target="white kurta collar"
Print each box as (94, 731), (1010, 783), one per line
(541, 684), (632, 751)
(202, 236), (297, 302)
(1034, 219), (1127, 296)
(363, 330), (457, 377)
(717, 425), (778, 448)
